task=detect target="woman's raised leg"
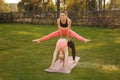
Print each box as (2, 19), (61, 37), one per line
(39, 30), (60, 42)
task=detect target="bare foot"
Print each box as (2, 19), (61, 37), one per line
(84, 39), (90, 43)
(32, 39), (40, 43)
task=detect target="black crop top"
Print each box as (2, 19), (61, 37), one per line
(60, 19), (68, 27)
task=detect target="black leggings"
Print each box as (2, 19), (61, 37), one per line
(67, 40), (76, 60)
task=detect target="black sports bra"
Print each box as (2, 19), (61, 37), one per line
(60, 18), (68, 27)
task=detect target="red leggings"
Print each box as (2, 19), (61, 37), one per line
(39, 29), (85, 42)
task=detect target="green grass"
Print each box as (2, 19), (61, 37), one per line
(0, 23), (120, 80)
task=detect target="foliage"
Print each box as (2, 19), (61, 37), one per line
(66, 0), (86, 11)
(66, 0), (97, 12)
(18, 0), (55, 12)
(66, 0), (86, 19)
(0, 0), (10, 12)
(109, 0), (120, 10)
(86, 0), (97, 11)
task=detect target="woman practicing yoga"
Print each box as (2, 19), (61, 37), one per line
(32, 10), (90, 43)
(50, 38), (69, 70)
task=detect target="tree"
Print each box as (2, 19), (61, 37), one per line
(109, 0), (120, 10)
(103, 0), (106, 10)
(86, 0), (97, 11)
(18, 0), (42, 12)
(47, 0), (56, 12)
(66, 0), (86, 20)
(0, 0), (10, 12)
(18, 0), (55, 12)
(66, 0), (86, 12)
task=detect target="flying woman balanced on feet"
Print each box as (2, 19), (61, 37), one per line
(33, 10), (90, 43)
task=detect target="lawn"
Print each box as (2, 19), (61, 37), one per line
(0, 23), (120, 80)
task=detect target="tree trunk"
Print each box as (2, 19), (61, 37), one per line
(56, 0), (60, 19)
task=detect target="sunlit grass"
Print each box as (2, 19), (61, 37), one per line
(0, 23), (120, 80)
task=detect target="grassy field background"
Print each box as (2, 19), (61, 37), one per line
(0, 23), (120, 80)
